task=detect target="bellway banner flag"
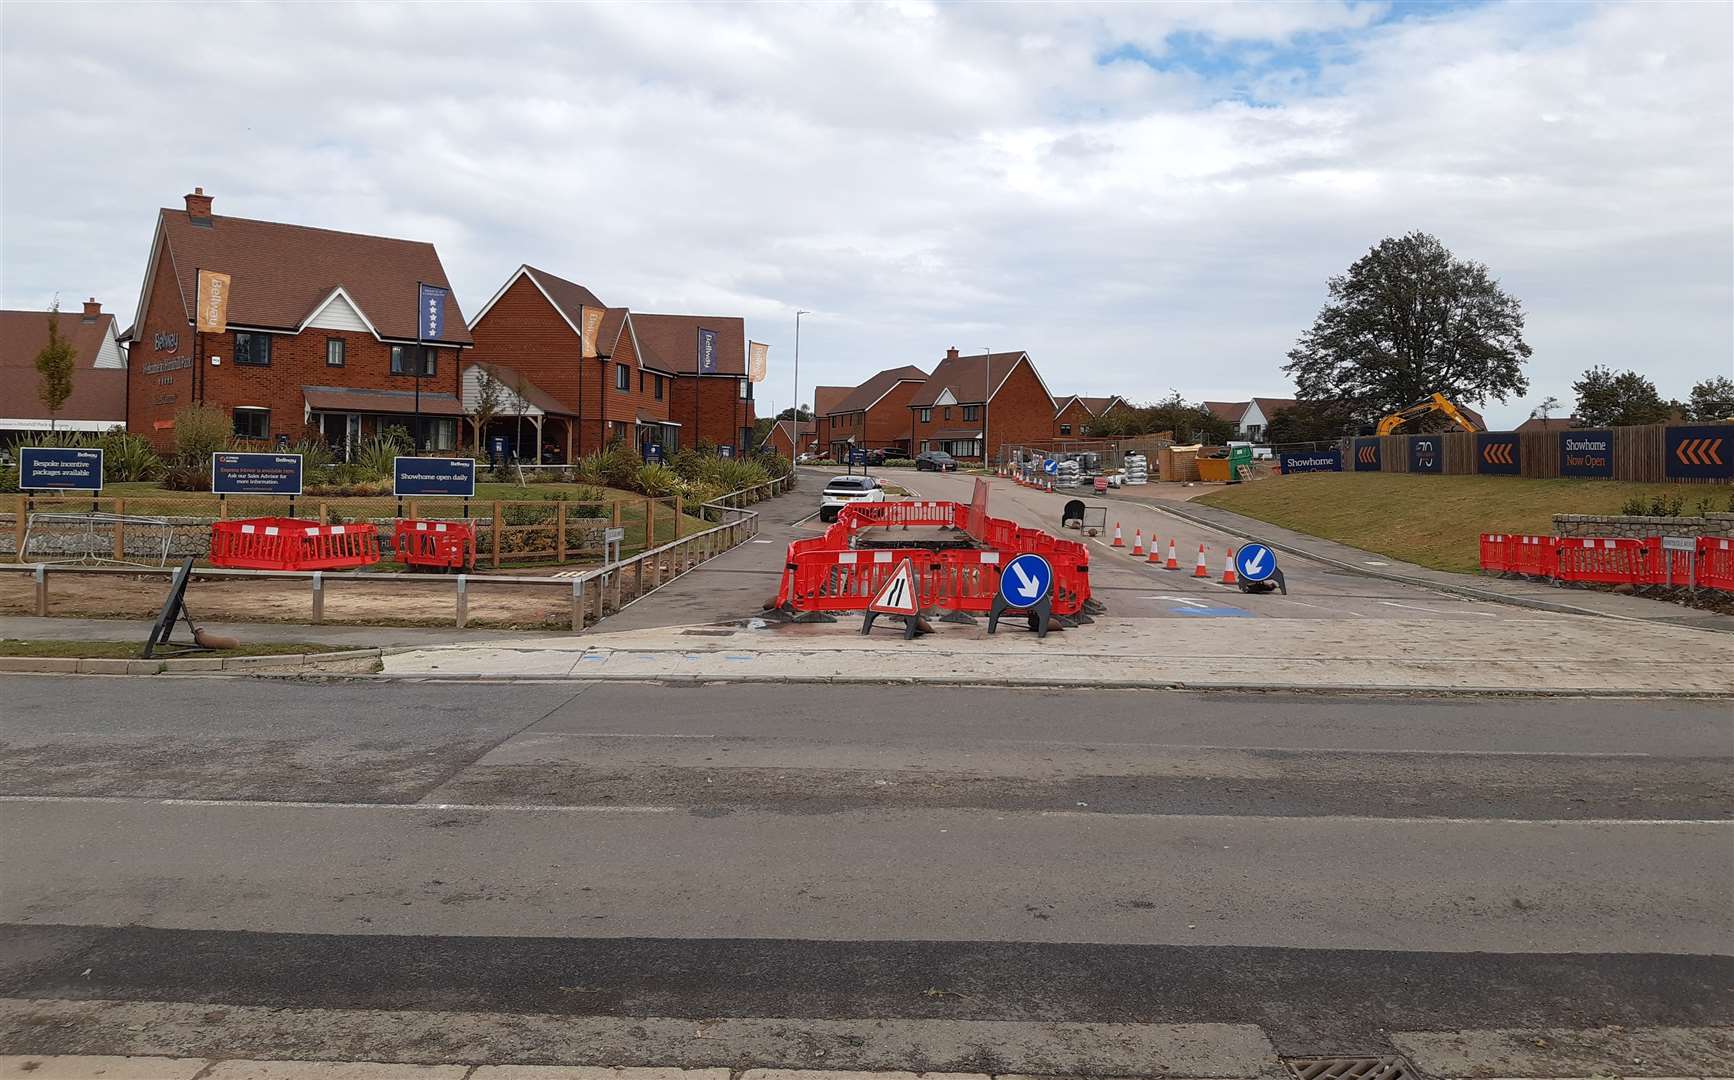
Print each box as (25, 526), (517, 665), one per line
(697, 328), (719, 374)
(195, 270), (231, 333)
(418, 283), (447, 341)
(580, 306), (604, 359)
(748, 341), (768, 383)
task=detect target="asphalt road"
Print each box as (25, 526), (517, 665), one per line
(1, 675), (1729, 1065)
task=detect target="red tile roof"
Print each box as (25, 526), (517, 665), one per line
(1251, 396), (1297, 418)
(909, 351), (1036, 408)
(1079, 395), (1124, 415)
(1516, 416), (1583, 433)
(812, 385), (851, 415)
(1201, 400), (1250, 421)
(827, 365), (927, 416)
(302, 386), (466, 416)
(0, 308), (126, 423)
(521, 266), (606, 330)
(151, 204), (472, 345)
(630, 313), (746, 375)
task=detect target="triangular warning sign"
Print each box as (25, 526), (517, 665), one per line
(867, 558), (921, 616)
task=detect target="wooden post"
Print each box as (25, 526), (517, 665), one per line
(113, 498), (126, 562)
(311, 571), (324, 624)
(634, 556), (645, 600)
(409, 499), (419, 522)
(34, 564), (48, 616)
(612, 500), (622, 528)
(609, 564), (623, 611)
(570, 577), (584, 631)
(219, 497), (229, 520)
(644, 498), (655, 551)
(674, 496), (684, 540)
(14, 495), (25, 562)
(455, 574), (469, 628)
(557, 502), (568, 563)
(319, 501), (330, 525)
(587, 576), (602, 621)
(491, 501), (502, 569)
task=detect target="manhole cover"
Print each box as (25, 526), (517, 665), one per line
(1283, 1057), (1423, 1080)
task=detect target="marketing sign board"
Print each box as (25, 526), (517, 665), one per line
(1353, 438), (1381, 471)
(1559, 430), (1614, 478)
(20, 447), (103, 490)
(394, 456), (477, 497)
(212, 452), (303, 496)
(1408, 435), (1443, 474)
(1664, 424), (1732, 481)
(1280, 450), (1341, 474)
(1476, 433), (1520, 476)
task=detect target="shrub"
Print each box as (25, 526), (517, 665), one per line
(1648, 493), (1684, 517)
(598, 445), (642, 490)
(572, 452), (607, 486)
(303, 480), (392, 497)
(1620, 496), (1647, 516)
(171, 405), (233, 465)
(98, 431), (164, 482)
(353, 435), (402, 480)
(0, 462), (17, 494)
(636, 463), (681, 497)
(883, 457), (916, 468)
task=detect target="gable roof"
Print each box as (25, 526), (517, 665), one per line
(1081, 395), (1124, 415)
(630, 312), (746, 375)
(1250, 396), (1297, 419)
(828, 365), (927, 416)
(469, 264), (607, 339)
(1201, 401), (1251, 422)
(770, 418), (817, 446)
(813, 385), (851, 415)
(0, 308), (127, 423)
(141, 203), (471, 345)
(909, 350), (1050, 409)
(462, 359), (577, 417)
(1053, 394), (1085, 417)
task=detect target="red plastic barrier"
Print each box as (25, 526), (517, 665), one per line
(395, 519), (476, 571)
(1506, 534), (1558, 578)
(1555, 536), (1647, 585)
(1479, 534), (1509, 573)
(1699, 537), (1734, 591)
(209, 517), (380, 571)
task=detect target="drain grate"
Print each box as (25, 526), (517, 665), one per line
(1284, 1056), (1423, 1080)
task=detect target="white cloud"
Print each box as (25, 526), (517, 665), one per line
(2, 0), (1728, 427)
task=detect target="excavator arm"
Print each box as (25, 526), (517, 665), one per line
(1376, 393), (1480, 436)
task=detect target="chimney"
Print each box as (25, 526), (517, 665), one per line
(81, 298), (101, 322)
(185, 186), (213, 224)
(946, 347), (959, 361)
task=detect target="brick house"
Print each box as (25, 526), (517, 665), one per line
(466, 264), (676, 461)
(631, 314), (757, 452)
(907, 348), (1055, 462)
(1, 300), (127, 440)
(1052, 394), (1125, 439)
(125, 188), (471, 454)
(815, 365), (927, 461)
(766, 418), (817, 459)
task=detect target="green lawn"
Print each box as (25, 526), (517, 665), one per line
(0, 639), (342, 659)
(1196, 473), (1732, 573)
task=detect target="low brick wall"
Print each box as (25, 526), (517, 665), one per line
(1552, 513), (1734, 540)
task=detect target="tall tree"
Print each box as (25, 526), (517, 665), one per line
(1283, 232), (1531, 425)
(1265, 399), (1362, 444)
(34, 299), (77, 432)
(468, 366), (505, 453)
(1686, 376), (1734, 422)
(1572, 366), (1671, 427)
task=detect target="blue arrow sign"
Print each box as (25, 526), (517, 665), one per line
(999, 553), (1053, 608)
(1235, 542), (1276, 583)
(1043, 458), (1058, 474)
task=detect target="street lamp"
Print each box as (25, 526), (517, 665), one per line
(794, 309), (811, 456)
(982, 346), (991, 465)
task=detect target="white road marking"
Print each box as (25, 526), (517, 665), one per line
(1037, 810), (1732, 826)
(1379, 600), (1500, 618)
(0, 795), (678, 813)
(995, 739), (1657, 757)
(1141, 595), (1210, 607)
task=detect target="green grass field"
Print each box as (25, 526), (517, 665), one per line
(1196, 473), (1732, 573)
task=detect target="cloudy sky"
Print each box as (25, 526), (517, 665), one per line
(2, 1), (1729, 427)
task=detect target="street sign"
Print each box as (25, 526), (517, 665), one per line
(1662, 535), (1696, 552)
(1043, 458), (1058, 475)
(212, 452), (303, 496)
(394, 456), (477, 497)
(867, 558), (920, 615)
(1235, 542), (1276, 583)
(999, 553), (1052, 608)
(20, 447), (103, 490)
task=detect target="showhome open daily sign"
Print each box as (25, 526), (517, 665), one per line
(20, 447), (103, 491)
(394, 457), (477, 497)
(211, 452), (303, 496)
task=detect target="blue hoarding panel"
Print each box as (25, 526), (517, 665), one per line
(1280, 450), (1341, 474)
(1664, 424), (1732, 480)
(1559, 430), (1614, 478)
(20, 447), (103, 490)
(1476, 433), (1521, 475)
(394, 456), (476, 497)
(1408, 435), (1443, 473)
(1353, 438), (1381, 471)
(212, 453), (303, 495)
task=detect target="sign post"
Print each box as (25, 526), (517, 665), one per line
(1234, 540), (1286, 595)
(988, 552), (1054, 638)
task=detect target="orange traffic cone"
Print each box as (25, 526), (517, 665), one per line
(1130, 529), (1145, 556)
(1111, 522), (1125, 548)
(1147, 538), (1165, 564)
(1221, 547), (1238, 585)
(1193, 544), (1209, 577)
(1164, 538), (1179, 569)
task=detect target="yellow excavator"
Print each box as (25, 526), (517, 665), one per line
(1376, 392), (1482, 436)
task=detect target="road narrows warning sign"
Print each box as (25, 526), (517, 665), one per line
(868, 558), (921, 616)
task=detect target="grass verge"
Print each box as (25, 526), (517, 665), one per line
(1196, 473), (1730, 573)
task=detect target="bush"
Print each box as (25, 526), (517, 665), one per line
(303, 480), (391, 497)
(1648, 493), (1684, 517)
(883, 457), (916, 468)
(1620, 496), (1647, 516)
(636, 463), (682, 497)
(98, 431), (163, 482)
(353, 435), (402, 480)
(598, 445), (642, 490)
(171, 404), (233, 466)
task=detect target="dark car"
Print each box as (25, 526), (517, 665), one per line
(915, 450), (957, 472)
(864, 448), (889, 466)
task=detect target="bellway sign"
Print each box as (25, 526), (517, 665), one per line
(212, 452), (303, 496)
(394, 457), (476, 497)
(20, 447), (103, 491)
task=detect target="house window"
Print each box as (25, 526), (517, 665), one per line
(234, 332), (271, 366)
(920, 441), (930, 452)
(739, 379), (751, 400)
(426, 418), (457, 451)
(233, 407), (270, 440)
(962, 405), (979, 421)
(615, 364), (630, 391)
(326, 338), (345, 367)
(391, 345), (437, 376)
(1059, 424), (1072, 436)
(653, 374), (664, 400)
(943, 407), (952, 420)
(919, 408), (931, 423)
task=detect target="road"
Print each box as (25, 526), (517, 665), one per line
(1, 675), (1729, 1073)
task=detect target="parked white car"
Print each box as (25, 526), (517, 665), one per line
(819, 475), (886, 523)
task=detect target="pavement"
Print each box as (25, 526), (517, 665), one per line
(0, 678), (1729, 1073)
(367, 469), (1734, 695)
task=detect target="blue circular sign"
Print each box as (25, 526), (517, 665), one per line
(1043, 458), (1059, 474)
(999, 553), (1053, 607)
(1235, 542), (1277, 583)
